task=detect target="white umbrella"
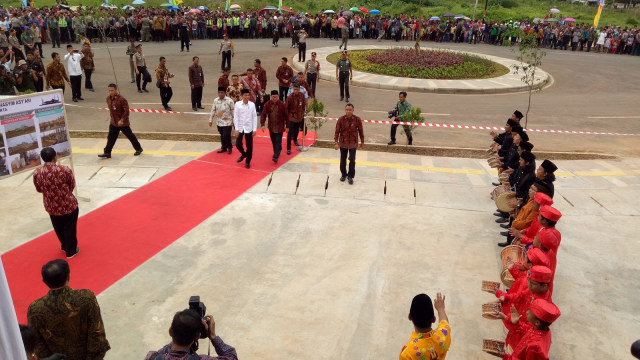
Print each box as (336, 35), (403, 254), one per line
(122, 5), (135, 9)
(229, 4), (241, 9)
(132, 0), (146, 4)
(550, 8), (560, 13)
(323, 9), (335, 14)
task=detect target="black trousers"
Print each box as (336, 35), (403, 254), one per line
(339, 147), (357, 178)
(217, 125), (232, 150)
(298, 42), (306, 62)
(236, 131), (253, 164)
(160, 85), (173, 108)
(390, 124), (413, 144)
(221, 50), (232, 70)
(50, 30), (60, 47)
(84, 69), (93, 89)
(278, 86), (288, 102)
(104, 124), (142, 154)
(180, 35), (190, 51)
(339, 72), (350, 99)
(136, 65), (149, 90)
(269, 131), (283, 159)
(287, 121), (301, 149)
(306, 73), (317, 98)
(191, 86), (203, 108)
(70, 75), (82, 100)
(50, 207), (79, 257)
(52, 85), (65, 93)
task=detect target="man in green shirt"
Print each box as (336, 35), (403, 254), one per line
(0, 66), (17, 95)
(335, 50), (352, 102)
(14, 59), (37, 93)
(388, 91), (413, 145)
(21, 27), (35, 56)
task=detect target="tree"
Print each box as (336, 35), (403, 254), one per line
(510, 32), (548, 128)
(305, 97), (329, 143)
(400, 107), (425, 141)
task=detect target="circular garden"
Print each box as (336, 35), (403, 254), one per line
(327, 48), (510, 80)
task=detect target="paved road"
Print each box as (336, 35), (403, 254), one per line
(60, 38), (640, 156)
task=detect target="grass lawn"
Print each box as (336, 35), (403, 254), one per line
(6, 0), (639, 27)
(326, 48), (511, 79)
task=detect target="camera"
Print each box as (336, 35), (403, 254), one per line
(388, 108), (398, 119)
(188, 295), (209, 339)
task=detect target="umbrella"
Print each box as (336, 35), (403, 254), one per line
(323, 9), (335, 14)
(280, 6), (293, 13)
(132, 0), (145, 4)
(429, 16), (440, 21)
(167, 5), (179, 10)
(443, 13), (454, 17)
(160, 3), (172, 6)
(359, 7), (369, 13)
(463, 16), (471, 20)
(454, 14), (465, 18)
(122, 5), (135, 9)
(343, 10), (353, 16)
(533, 18), (543, 24)
(59, 3), (71, 9)
(197, 6), (208, 10)
(369, 9), (380, 14)
(546, 18), (558, 22)
(349, 6), (360, 12)
(189, 8), (200, 13)
(229, 4), (241, 9)
(263, 5), (277, 10)
(550, 8), (560, 13)
(564, 17), (576, 22)
(100, 3), (117, 9)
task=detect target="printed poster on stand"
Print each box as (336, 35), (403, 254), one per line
(0, 90), (71, 179)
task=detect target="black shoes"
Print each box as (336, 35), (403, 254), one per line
(197, 106), (205, 109)
(77, 97), (84, 100)
(500, 231), (508, 236)
(164, 106), (172, 111)
(88, 88), (95, 92)
(192, 107), (197, 111)
(98, 153), (111, 158)
(217, 148), (226, 153)
(348, 177), (354, 185)
(346, 97), (349, 102)
(237, 155), (245, 163)
(66, 247), (80, 259)
(227, 148), (232, 154)
(340, 176), (346, 182)
(134, 150), (143, 156)
(245, 163), (250, 169)
(340, 97), (344, 101)
(388, 140), (396, 145)
(500, 224), (510, 229)
(142, 88), (149, 93)
(497, 241), (510, 247)
(272, 157), (278, 163)
(493, 212), (504, 217)
(72, 98), (78, 102)
(287, 149), (291, 155)
(495, 218), (508, 224)
(138, 89), (142, 93)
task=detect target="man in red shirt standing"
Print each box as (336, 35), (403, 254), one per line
(98, 83), (143, 159)
(33, 147), (80, 258)
(261, 90), (288, 163)
(334, 103), (364, 185)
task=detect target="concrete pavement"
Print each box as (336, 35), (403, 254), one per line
(290, 45), (551, 94)
(1, 138), (639, 359)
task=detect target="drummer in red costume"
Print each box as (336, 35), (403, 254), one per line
(495, 248), (550, 299)
(511, 191), (553, 246)
(497, 266), (553, 356)
(504, 299), (561, 360)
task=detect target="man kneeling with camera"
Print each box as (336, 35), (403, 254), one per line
(145, 298), (238, 360)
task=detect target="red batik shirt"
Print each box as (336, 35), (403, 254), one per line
(33, 162), (78, 216)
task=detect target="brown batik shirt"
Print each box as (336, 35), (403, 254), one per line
(45, 61), (69, 88)
(286, 91), (306, 123)
(106, 94), (130, 127)
(27, 286), (111, 360)
(334, 114), (364, 149)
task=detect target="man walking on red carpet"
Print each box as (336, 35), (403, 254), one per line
(28, 259), (110, 359)
(98, 83), (143, 159)
(33, 147), (80, 259)
(261, 89), (288, 163)
(234, 88), (257, 169)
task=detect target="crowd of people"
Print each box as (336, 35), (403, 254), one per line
(478, 109), (564, 359)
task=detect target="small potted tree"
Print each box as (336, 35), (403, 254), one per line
(304, 97), (329, 149)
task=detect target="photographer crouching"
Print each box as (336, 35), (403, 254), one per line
(145, 297), (237, 360)
(387, 91), (413, 146)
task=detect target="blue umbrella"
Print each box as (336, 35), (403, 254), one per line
(263, 5), (277, 10)
(429, 16), (440, 21)
(197, 5), (208, 10)
(369, 9), (380, 14)
(167, 5), (179, 10)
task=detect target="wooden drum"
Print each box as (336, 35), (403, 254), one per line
(492, 185), (516, 212)
(482, 280), (501, 294)
(482, 339), (506, 358)
(482, 303), (503, 319)
(500, 245), (525, 287)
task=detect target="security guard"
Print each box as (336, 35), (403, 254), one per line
(335, 50), (352, 102)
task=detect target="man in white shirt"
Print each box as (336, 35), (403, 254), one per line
(233, 88), (257, 169)
(64, 44), (84, 102)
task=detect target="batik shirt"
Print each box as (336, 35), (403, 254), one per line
(210, 96), (235, 127)
(27, 286), (110, 360)
(399, 320), (451, 360)
(226, 83), (243, 102)
(33, 162), (78, 216)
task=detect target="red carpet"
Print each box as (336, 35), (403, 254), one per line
(2, 131), (314, 323)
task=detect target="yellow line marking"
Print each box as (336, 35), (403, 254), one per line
(73, 148), (207, 157)
(292, 157), (486, 174)
(574, 170), (629, 176)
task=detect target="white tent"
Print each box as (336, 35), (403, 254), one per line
(0, 258), (27, 360)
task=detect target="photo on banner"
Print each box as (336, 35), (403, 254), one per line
(0, 90), (71, 179)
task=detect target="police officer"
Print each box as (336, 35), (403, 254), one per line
(335, 50), (352, 102)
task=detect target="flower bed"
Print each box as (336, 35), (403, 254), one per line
(327, 48), (509, 80)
